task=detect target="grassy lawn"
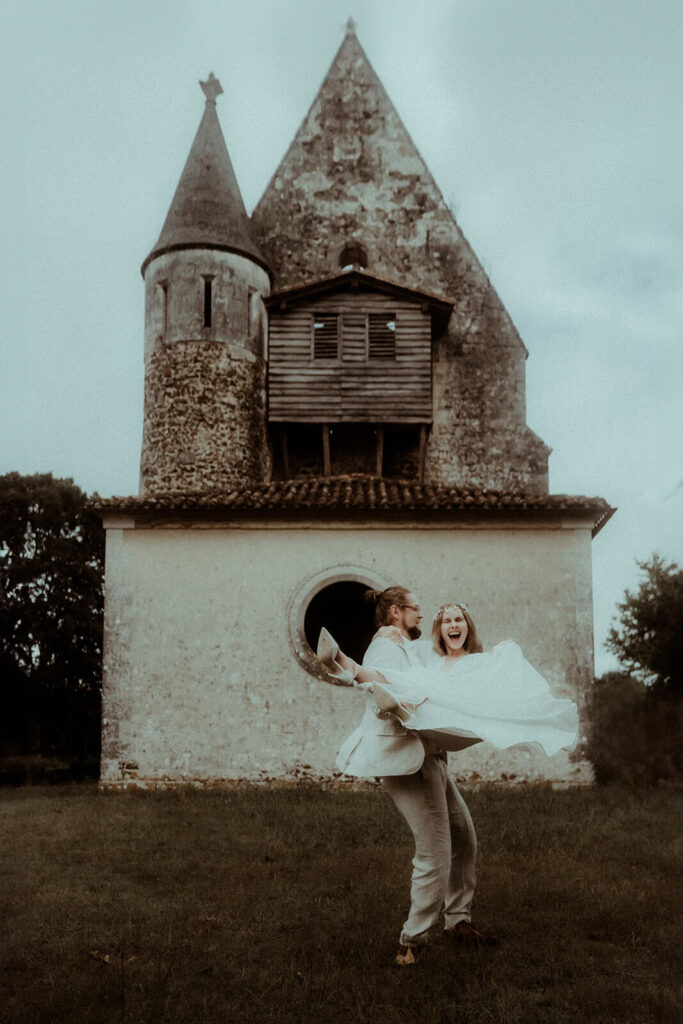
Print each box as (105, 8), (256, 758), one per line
(2, 783), (681, 1024)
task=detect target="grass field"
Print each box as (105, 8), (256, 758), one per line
(2, 783), (681, 1024)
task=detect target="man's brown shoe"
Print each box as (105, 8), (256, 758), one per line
(395, 943), (426, 966)
(443, 921), (498, 947)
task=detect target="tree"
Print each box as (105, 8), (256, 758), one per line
(606, 555), (683, 696)
(0, 472), (104, 757)
(589, 556), (683, 785)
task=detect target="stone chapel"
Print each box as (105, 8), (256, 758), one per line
(96, 23), (613, 786)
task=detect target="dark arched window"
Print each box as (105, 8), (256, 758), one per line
(338, 242), (368, 271)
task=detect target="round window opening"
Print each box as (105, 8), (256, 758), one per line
(303, 580), (378, 668)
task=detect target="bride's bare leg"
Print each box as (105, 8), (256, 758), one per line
(335, 648), (355, 673)
(356, 666), (386, 684)
(334, 646), (385, 685)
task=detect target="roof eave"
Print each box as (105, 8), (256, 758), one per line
(264, 270), (453, 313)
(141, 241), (272, 280)
(93, 496), (616, 538)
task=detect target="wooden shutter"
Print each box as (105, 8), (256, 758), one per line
(312, 313), (339, 359)
(368, 312), (396, 359)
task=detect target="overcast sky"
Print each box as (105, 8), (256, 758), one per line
(1, 0), (681, 674)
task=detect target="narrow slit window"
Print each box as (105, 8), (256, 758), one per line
(312, 313), (339, 359)
(368, 313), (396, 359)
(160, 281), (169, 334)
(202, 276), (214, 328)
(247, 287), (256, 335)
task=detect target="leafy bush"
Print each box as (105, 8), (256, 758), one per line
(587, 672), (683, 785)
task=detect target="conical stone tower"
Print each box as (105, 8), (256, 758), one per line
(252, 22), (549, 492)
(140, 74), (271, 494)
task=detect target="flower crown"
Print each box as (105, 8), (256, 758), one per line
(435, 602), (469, 617)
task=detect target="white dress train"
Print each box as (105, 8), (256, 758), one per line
(375, 642), (579, 757)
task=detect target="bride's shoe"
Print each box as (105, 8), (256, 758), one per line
(317, 628), (355, 685)
(373, 681), (411, 723)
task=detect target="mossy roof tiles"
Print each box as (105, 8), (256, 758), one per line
(93, 475), (615, 537)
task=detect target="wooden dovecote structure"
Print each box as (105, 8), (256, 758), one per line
(266, 270), (452, 480)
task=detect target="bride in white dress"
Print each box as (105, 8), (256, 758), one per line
(317, 603), (579, 757)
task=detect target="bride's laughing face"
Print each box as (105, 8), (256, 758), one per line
(440, 606), (468, 654)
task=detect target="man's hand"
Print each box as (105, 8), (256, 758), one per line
(372, 626), (405, 645)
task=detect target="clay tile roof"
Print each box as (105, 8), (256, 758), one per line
(92, 475), (616, 537)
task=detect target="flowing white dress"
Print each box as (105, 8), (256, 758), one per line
(375, 642), (578, 757)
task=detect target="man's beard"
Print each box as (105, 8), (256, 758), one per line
(407, 626), (422, 640)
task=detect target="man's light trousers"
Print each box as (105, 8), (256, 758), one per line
(382, 754), (477, 947)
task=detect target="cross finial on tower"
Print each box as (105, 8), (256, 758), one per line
(345, 16), (358, 36)
(200, 73), (223, 105)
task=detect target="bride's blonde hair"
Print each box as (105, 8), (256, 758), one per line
(431, 603), (483, 655)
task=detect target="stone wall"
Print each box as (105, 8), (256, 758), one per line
(428, 332), (550, 492)
(100, 517), (595, 787)
(140, 249), (270, 493)
(140, 340), (270, 493)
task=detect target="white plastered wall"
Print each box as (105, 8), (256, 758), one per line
(100, 517), (595, 786)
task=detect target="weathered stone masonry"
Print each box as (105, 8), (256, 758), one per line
(140, 248), (270, 493)
(140, 340), (269, 493)
(251, 27), (549, 493)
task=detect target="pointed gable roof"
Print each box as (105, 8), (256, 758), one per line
(251, 24), (523, 350)
(142, 75), (269, 277)
(264, 268), (453, 316)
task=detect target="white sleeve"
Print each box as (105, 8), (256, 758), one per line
(362, 638), (434, 701)
(362, 637), (410, 672)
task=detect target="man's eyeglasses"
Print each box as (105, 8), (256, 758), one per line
(400, 604), (421, 613)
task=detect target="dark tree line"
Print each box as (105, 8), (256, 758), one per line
(0, 472), (104, 761)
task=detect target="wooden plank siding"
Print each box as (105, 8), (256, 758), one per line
(268, 292), (432, 423)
